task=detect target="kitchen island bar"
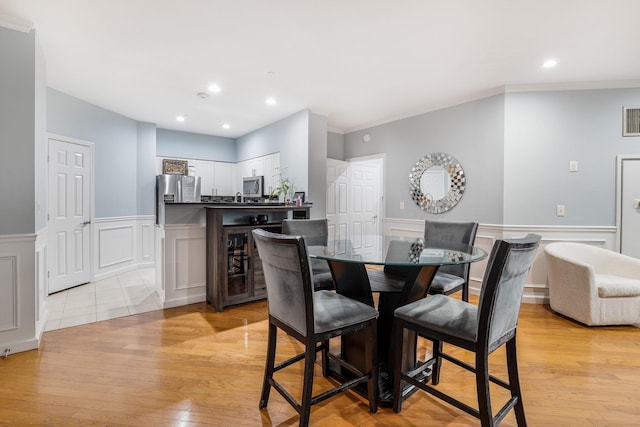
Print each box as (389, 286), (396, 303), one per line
(204, 204), (311, 312)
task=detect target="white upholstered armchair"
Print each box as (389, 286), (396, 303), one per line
(544, 242), (640, 326)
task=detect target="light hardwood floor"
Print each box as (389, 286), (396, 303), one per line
(1, 294), (639, 426)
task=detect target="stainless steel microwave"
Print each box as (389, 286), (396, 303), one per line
(242, 175), (264, 198)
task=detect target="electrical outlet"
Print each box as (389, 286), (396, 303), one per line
(556, 205), (566, 217)
(400, 201), (405, 210)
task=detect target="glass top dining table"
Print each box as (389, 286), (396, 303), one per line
(308, 235), (487, 406)
(308, 235), (486, 266)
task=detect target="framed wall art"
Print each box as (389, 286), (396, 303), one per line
(162, 159), (188, 175)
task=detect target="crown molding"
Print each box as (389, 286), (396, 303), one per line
(0, 14), (34, 33)
(505, 80), (640, 93)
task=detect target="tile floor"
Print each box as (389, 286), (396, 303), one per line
(45, 267), (162, 331)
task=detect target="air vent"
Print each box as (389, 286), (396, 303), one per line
(623, 106), (640, 137)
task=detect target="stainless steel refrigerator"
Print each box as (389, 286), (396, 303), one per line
(156, 174), (201, 224)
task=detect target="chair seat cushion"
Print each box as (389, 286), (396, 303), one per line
(394, 295), (477, 342)
(429, 272), (465, 293)
(596, 274), (640, 298)
(313, 290), (378, 335)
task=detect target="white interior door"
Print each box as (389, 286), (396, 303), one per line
(348, 158), (383, 259)
(48, 138), (92, 293)
(619, 156), (640, 258)
(326, 159), (349, 253)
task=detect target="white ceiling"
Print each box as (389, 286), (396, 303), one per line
(2, 0), (640, 138)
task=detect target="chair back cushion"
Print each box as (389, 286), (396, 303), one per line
(423, 220), (478, 279)
(478, 234), (540, 348)
(282, 219), (328, 246)
(383, 240), (415, 277)
(252, 228), (314, 336)
(282, 219), (332, 276)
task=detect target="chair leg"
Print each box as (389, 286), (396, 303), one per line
(299, 343), (316, 426)
(431, 339), (443, 385)
(475, 349), (494, 427)
(392, 322), (405, 413)
(321, 339), (330, 377)
(365, 320), (378, 413)
(506, 337), (527, 426)
(259, 322), (277, 409)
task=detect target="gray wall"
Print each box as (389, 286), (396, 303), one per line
(34, 33), (47, 231)
(308, 113), (328, 217)
(156, 128), (236, 162)
(327, 131), (345, 160)
(47, 88), (138, 218)
(136, 122), (156, 215)
(504, 88), (640, 226)
(0, 27), (36, 234)
(344, 95), (506, 224)
(237, 109), (310, 195)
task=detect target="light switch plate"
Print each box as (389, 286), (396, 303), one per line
(569, 160), (578, 172)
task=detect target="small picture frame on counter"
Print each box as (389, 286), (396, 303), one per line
(293, 191), (305, 203)
(162, 159), (188, 175)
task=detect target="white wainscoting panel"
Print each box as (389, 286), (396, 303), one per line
(35, 228), (48, 332)
(155, 226), (166, 303)
(0, 234), (39, 355)
(139, 219), (155, 266)
(0, 255), (17, 332)
(98, 225), (134, 268)
(383, 218), (617, 304)
(93, 216), (156, 281)
(175, 236), (206, 290)
(160, 224), (207, 308)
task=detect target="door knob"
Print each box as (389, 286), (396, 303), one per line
(81, 220), (91, 226)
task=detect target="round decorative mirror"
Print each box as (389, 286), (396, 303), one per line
(409, 152), (466, 213)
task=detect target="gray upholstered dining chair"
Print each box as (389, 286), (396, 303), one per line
(252, 228), (379, 427)
(367, 220), (478, 299)
(282, 219), (335, 290)
(425, 220), (479, 301)
(392, 234), (540, 426)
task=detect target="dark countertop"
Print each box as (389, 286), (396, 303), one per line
(164, 201), (311, 208)
(203, 203), (311, 209)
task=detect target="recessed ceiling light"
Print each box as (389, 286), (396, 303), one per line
(266, 97), (277, 106)
(208, 83), (221, 93)
(176, 115), (186, 122)
(222, 123), (230, 129)
(543, 58), (557, 69)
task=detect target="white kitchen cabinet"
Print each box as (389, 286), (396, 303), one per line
(213, 162), (235, 196)
(236, 160), (251, 187)
(263, 153), (281, 196)
(195, 160), (215, 195)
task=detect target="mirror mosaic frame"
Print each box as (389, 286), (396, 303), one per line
(409, 152), (466, 214)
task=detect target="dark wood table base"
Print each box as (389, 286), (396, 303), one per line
(326, 260), (438, 406)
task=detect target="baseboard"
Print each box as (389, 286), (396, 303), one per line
(162, 292), (207, 309)
(93, 262), (153, 282)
